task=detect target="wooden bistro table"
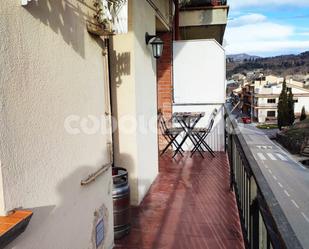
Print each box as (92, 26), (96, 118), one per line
(172, 112), (205, 158)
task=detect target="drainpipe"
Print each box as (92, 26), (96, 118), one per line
(173, 0), (180, 40)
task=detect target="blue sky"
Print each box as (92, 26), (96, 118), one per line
(224, 0), (309, 57)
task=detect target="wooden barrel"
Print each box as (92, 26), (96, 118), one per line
(112, 167), (130, 239)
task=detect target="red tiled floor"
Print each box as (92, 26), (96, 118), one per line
(114, 152), (245, 249)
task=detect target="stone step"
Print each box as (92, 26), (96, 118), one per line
(301, 139), (309, 156)
(301, 148), (309, 155)
(301, 144), (309, 156)
(303, 147), (309, 153)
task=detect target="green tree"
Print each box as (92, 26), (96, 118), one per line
(300, 106), (307, 121)
(287, 88), (295, 125)
(277, 79), (289, 130)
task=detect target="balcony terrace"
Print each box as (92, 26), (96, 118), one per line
(115, 105), (306, 249)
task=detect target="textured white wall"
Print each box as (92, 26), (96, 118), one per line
(133, 1), (159, 204)
(173, 39), (226, 104)
(110, 0), (158, 206)
(110, 2), (139, 204)
(0, 1), (113, 248)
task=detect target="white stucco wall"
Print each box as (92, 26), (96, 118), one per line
(258, 109), (277, 121)
(295, 97), (309, 114)
(0, 1), (113, 249)
(257, 98), (278, 106)
(110, 0), (158, 206)
(133, 1), (159, 204)
(173, 39), (226, 104)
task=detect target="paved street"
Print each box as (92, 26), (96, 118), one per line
(239, 123), (309, 248)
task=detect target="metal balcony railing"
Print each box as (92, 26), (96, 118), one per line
(224, 105), (303, 249)
(180, 0), (227, 8)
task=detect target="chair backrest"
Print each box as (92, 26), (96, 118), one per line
(158, 113), (168, 134)
(208, 118), (215, 131)
(211, 108), (218, 118)
(207, 108), (218, 132)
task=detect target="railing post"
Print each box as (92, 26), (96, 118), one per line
(250, 179), (258, 249)
(251, 198), (259, 249)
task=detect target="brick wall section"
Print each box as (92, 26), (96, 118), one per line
(157, 32), (173, 151)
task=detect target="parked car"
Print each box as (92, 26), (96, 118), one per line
(242, 117), (252, 124)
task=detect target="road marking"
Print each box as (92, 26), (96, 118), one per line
(257, 153), (266, 160)
(284, 190), (290, 197)
(272, 175), (277, 180)
(278, 182), (283, 188)
(275, 153), (288, 161)
(257, 145), (273, 150)
(268, 139), (307, 169)
(291, 200), (300, 209)
(268, 169), (273, 175)
(267, 153), (277, 160)
(302, 213), (309, 223)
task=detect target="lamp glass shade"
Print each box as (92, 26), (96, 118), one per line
(151, 37), (164, 59)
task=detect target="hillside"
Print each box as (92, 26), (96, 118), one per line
(227, 51), (309, 78)
(227, 53), (260, 62)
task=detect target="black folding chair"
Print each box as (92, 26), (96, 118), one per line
(190, 109), (218, 157)
(159, 114), (184, 156)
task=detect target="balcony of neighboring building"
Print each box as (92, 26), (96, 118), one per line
(254, 104), (278, 109)
(178, 0), (229, 44)
(254, 98), (278, 109)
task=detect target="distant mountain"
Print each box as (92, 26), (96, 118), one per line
(227, 51), (309, 78)
(227, 53), (261, 62)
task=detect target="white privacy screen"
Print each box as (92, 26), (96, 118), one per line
(173, 39), (226, 104)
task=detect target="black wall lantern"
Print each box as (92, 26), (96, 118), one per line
(145, 32), (164, 59)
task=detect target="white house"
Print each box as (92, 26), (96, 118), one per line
(253, 80), (309, 123)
